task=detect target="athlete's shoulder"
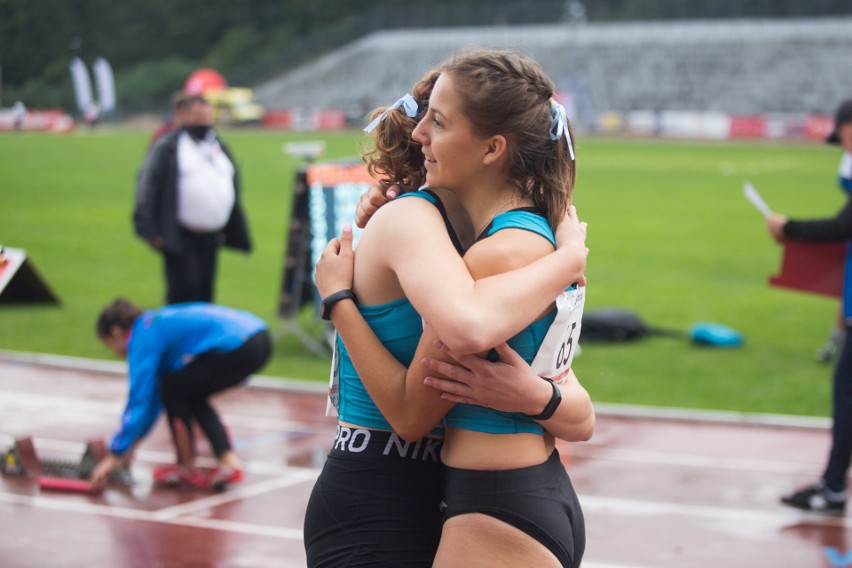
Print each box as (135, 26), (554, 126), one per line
(490, 210), (554, 245)
(466, 217), (553, 278)
(396, 188), (440, 205)
(368, 189), (444, 234)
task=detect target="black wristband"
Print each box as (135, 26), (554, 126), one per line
(527, 379), (562, 420)
(321, 289), (357, 320)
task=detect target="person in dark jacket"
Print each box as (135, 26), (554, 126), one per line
(134, 92), (251, 304)
(768, 98), (852, 513)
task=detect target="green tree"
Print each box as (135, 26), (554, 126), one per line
(2, 0), (850, 111)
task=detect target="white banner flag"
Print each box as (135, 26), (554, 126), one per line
(92, 57), (116, 114)
(69, 56), (93, 114)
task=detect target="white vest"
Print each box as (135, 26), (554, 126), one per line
(176, 131), (236, 232)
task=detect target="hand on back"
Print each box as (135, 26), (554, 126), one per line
(355, 184), (398, 228)
(315, 223), (355, 297)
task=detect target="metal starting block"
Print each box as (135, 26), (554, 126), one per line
(1, 436), (40, 477)
(1, 436), (133, 490)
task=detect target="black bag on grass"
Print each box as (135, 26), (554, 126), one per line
(580, 308), (743, 347)
(581, 309), (652, 342)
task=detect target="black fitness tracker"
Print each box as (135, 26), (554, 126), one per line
(321, 289), (357, 320)
(527, 378), (562, 420)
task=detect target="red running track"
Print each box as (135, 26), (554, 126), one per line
(0, 354), (849, 568)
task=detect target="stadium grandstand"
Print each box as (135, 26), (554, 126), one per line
(253, 17), (852, 139)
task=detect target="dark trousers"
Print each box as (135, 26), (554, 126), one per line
(163, 231), (219, 304)
(824, 323), (852, 492)
(159, 330), (272, 458)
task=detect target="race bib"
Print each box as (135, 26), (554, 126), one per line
(530, 286), (585, 383)
(326, 332), (340, 417)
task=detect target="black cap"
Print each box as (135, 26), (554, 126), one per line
(826, 99), (852, 144)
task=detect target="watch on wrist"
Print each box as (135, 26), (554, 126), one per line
(321, 289), (357, 320)
(527, 378), (562, 420)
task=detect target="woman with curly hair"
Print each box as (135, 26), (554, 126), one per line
(305, 49), (591, 568)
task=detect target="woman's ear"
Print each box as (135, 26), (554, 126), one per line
(482, 135), (508, 166)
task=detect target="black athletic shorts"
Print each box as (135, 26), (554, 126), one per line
(441, 449), (585, 568)
(304, 426), (444, 567)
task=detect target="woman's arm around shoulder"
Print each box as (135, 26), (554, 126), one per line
(421, 342), (594, 442)
(387, 214), (585, 354)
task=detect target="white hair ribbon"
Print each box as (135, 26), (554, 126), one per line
(549, 99), (576, 161)
(363, 93), (419, 133)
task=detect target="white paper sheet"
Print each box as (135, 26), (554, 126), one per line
(743, 181), (773, 218)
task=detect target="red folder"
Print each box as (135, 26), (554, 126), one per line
(769, 238), (847, 299)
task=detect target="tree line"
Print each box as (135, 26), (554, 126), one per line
(1, 0), (849, 114)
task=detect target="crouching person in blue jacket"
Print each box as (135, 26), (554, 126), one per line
(90, 298), (271, 491)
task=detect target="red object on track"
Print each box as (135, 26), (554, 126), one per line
(38, 476), (100, 494)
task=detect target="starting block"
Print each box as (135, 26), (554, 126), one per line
(2, 436), (40, 476)
(1, 436), (133, 492)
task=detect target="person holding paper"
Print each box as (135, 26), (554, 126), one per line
(767, 98), (852, 513)
(744, 182), (774, 218)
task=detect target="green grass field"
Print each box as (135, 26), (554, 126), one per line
(0, 128), (845, 417)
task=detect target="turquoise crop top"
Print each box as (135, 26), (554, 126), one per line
(335, 189), (451, 432)
(442, 208), (557, 435)
(336, 297), (424, 430)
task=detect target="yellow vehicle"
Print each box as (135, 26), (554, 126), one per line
(203, 87), (265, 125)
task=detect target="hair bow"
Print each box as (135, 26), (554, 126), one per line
(363, 93), (419, 133)
(549, 99), (576, 161)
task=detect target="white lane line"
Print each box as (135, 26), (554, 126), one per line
(0, 491), (161, 522)
(0, 391), (121, 414)
(0, 437), (325, 476)
(570, 445), (819, 475)
(0, 350), (831, 428)
(0, 391), (325, 433)
(151, 473), (318, 520)
(580, 494), (851, 528)
(11, 435), (817, 479)
(166, 515), (303, 539)
(4, 480), (846, 544)
(0, 478), (311, 540)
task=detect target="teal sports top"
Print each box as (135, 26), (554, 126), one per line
(442, 208), (558, 435)
(335, 189), (456, 433)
